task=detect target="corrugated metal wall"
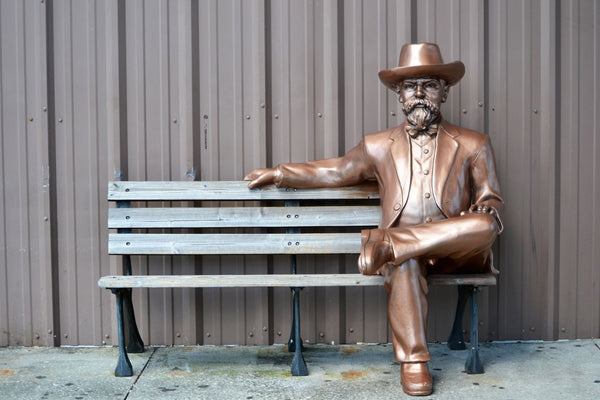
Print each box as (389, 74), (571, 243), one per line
(1, 0), (598, 347)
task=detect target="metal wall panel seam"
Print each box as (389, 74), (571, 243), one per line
(557, 0), (580, 341)
(537, 0), (561, 341)
(0, 1), (7, 344)
(170, 0), (198, 347)
(51, 0), (81, 347)
(573, 0), (599, 339)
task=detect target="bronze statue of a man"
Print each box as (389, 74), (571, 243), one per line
(245, 43), (503, 396)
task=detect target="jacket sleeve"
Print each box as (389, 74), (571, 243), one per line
(274, 141), (376, 188)
(471, 136), (504, 230)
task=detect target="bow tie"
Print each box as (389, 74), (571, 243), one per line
(406, 123), (439, 138)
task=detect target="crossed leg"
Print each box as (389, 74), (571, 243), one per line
(359, 212), (500, 276)
(360, 212), (501, 395)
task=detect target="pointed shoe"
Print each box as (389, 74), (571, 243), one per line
(358, 229), (392, 275)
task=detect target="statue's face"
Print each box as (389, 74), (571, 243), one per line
(398, 78), (446, 106)
(398, 78), (447, 130)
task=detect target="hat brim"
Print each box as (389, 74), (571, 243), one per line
(378, 61), (465, 91)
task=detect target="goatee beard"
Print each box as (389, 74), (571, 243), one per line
(402, 98), (441, 131)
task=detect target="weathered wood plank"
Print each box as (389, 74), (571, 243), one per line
(107, 181), (380, 201)
(98, 273), (497, 288)
(98, 274), (385, 288)
(108, 233), (362, 255)
(108, 206), (381, 228)
(426, 274), (497, 286)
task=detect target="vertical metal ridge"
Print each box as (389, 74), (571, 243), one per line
(44, 0), (60, 347)
(551, 0), (562, 342)
(264, 0), (273, 167)
(483, 0), (489, 136)
(410, 0), (418, 43)
(336, 0), (345, 156)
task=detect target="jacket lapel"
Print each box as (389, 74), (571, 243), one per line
(433, 121), (459, 215)
(389, 126), (411, 212)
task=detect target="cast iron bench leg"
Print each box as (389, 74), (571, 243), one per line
(122, 253), (144, 353)
(465, 286), (484, 374)
(111, 288), (133, 377)
(285, 250), (307, 376)
(287, 290), (305, 353)
(123, 288), (145, 353)
(290, 286), (308, 376)
(447, 285), (469, 350)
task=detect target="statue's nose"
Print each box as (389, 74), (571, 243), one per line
(415, 84), (425, 98)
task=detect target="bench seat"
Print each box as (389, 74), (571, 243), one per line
(98, 273), (496, 288)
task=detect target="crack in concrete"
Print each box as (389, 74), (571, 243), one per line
(124, 347), (157, 399)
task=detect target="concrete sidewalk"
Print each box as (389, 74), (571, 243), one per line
(1, 340), (599, 399)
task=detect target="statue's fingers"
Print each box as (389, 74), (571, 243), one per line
(249, 171), (275, 189)
(247, 176), (266, 189)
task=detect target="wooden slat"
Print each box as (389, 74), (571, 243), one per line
(108, 233), (362, 255)
(107, 181), (380, 201)
(427, 274), (497, 286)
(108, 206), (381, 228)
(98, 274), (385, 288)
(98, 273), (497, 288)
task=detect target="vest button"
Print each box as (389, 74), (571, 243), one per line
(393, 203), (401, 211)
(424, 192), (431, 199)
(425, 217), (433, 223)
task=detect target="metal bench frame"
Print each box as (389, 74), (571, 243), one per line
(99, 181), (496, 377)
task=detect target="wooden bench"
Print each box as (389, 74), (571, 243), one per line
(99, 181), (497, 377)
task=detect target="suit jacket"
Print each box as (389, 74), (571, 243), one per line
(275, 120), (503, 229)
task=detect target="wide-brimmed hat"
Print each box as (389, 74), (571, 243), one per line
(378, 43), (465, 91)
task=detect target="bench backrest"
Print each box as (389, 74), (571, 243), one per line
(108, 181), (381, 256)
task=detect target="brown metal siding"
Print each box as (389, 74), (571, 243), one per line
(0, 0), (598, 346)
(0, 0), (54, 346)
(558, 0), (600, 340)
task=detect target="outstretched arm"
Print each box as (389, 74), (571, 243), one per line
(244, 141), (375, 189)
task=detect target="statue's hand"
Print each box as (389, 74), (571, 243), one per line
(243, 168), (279, 189)
(460, 204), (504, 234)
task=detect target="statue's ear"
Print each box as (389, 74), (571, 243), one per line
(441, 83), (449, 103)
(396, 82), (404, 103)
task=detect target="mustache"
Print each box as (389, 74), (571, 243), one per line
(401, 98), (440, 115)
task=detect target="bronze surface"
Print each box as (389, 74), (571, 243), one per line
(245, 42), (503, 395)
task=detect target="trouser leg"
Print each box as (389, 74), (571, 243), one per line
(380, 213), (499, 362)
(384, 258), (430, 362)
(387, 213), (499, 269)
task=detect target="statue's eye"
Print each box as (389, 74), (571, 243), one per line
(403, 82), (417, 90)
(424, 81), (440, 90)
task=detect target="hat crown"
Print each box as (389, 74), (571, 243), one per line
(398, 43), (445, 68)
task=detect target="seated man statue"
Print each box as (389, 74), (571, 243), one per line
(245, 42), (503, 396)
